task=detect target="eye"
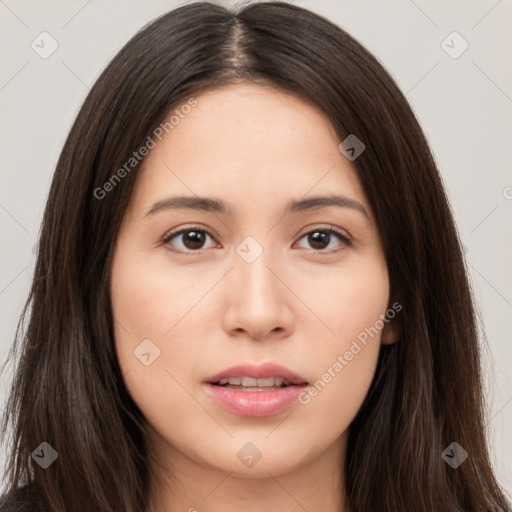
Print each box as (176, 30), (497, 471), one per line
(162, 224), (351, 254)
(294, 226), (351, 252)
(162, 226), (217, 253)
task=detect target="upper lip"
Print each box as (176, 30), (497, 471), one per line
(204, 363), (308, 385)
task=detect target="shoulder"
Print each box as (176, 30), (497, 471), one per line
(0, 483), (43, 512)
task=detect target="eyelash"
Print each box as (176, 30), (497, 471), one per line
(161, 224), (352, 255)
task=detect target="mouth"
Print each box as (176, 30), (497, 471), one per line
(203, 363), (309, 417)
(213, 376), (300, 391)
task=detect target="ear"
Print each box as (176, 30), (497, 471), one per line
(381, 319), (399, 345)
(381, 299), (402, 345)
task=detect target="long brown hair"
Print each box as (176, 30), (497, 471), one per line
(1, 2), (510, 511)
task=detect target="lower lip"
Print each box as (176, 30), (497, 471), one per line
(203, 383), (308, 417)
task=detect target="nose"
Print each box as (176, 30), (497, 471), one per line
(221, 248), (294, 341)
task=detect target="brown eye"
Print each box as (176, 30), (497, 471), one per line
(295, 227), (351, 252)
(180, 230), (207, 250)
(307, 231), (331, 250)
(163, 228), (216, 252)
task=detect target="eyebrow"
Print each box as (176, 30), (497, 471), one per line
(144, 194), (370, 221)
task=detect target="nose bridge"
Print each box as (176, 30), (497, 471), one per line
(222, 235), (293, 339)
(234, 236), (282, 306)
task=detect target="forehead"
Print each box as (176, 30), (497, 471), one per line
(157, 83), (342, 160)
(125, 83), (372, 223)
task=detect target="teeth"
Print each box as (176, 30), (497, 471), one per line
(242, 376), (258, 387)
(218, 377), (241, 385)
(217, 376), (291, 387)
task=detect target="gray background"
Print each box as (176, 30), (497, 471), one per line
(1, 0), (511, 496)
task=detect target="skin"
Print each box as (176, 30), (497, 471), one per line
(110, 82), (398, 512)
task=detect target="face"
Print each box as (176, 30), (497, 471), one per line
(110, 83), (397, 481)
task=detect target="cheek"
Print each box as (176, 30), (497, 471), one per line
(109, 248), (202, 430)
(109, 243), (175, 390)
(294, 254), (389, 429)
(109, 244), (214, 412)
(110, 245), (208, 355)
(296, 250), (389, 356)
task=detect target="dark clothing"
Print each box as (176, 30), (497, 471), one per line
(0, 484), (42, 512)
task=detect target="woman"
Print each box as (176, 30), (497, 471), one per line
(1, 1), (509, 511)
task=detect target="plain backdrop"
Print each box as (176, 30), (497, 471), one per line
(1, 0), (511, 497)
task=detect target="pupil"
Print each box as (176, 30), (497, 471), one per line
(184, 230), (205, 249)
(309, 231), (329, 249)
